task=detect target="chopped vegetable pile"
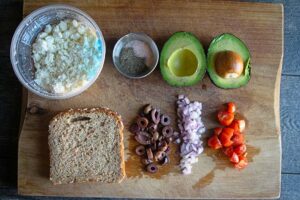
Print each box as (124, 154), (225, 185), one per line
(208, 102), (248, 170)
(177, 95), (205, 174)
(129, 104), (178, 173)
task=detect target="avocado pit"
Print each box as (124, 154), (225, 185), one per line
(215, 50), (244, 79)
(207, 33), (251, 89)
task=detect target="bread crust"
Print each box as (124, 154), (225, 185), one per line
(49, 107), (125, 185)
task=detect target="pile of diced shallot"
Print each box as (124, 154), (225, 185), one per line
(177, 95), (205, 175)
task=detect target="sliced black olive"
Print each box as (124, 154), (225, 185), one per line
(159, 141), (168, 152)
(165, 137), (173, 144)
(151, 109), (160, 124)
(137, 117), (149, 129)
(151, 141), (157, 151)
(160, 114), (171, 126)
(165, 146), (171, 154)
(162, 126), (173, 138)
(146, 148), (154, 160)
(144, 104), (152, 114)
(155, 150), (166, 161)
(152, 131), (159, 141)
(158, 136), (163, 142)
(135, 134), (150, 145)
(160, 156), (170, 165)
(138, 131), (151, 138)
(129, 123), (140, 134)
(142, 158), (153, 165)
(135, 145), (146, 156)
(146, 163), (158, 173)
(148, 123), (158, 133)
(157, 140), (163, 148)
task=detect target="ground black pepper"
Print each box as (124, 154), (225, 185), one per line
(119, 47), (148, 75)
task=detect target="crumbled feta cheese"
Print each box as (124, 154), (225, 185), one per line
(44, 24), (52, 33)
(38, 32), (48, 39)
(59, 21), (67, 31)
(32, 19), (102, 94)
(72, 19), (78, 27)
(77, 25), (86, 34)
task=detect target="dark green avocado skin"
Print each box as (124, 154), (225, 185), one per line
(207, 33), (251, 89)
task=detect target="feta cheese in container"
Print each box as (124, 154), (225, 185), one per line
(32, 19), (102, 94)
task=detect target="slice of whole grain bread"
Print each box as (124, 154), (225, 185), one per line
(48, 108), (125, 185)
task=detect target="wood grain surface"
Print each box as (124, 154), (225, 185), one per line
(18, 0), (283, 199)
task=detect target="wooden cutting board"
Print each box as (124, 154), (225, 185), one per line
(18, 0), (283, 199)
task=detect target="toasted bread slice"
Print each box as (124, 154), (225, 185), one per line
(48, 108), (125, 185)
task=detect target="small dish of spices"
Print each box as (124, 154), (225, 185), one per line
(112, 33), (159, 78)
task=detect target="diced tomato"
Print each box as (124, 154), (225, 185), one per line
(212, 102), (249, 170)
(238, 152), (248, 160)
(208, 135), (222, 149)
(234, 157), (248, 170)
(223, 146), (234, 157)
(220, 137), (233, 147)
(231, 132), (245, 146)
(229, 120), (239, 132)
(223, 128), (234, 136)
(233, 130), (241, 136)
(237, 119), (246, 132)
(229, 119), (246, 132)
(234, 144), (247, 156)
(217, 111), (234, 126)
(230, 152), (240, 164)
(220, 128), (234, 147)
(214, 127), (223, 136)
(227, 102), (236, 113)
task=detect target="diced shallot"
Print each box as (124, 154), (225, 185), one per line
(177, 95), (205, 175)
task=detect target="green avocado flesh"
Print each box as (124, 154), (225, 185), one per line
(207, 33), (251, 89)
(160, 32), (206, 86)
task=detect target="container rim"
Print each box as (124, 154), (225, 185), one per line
(112, 32), (159, 79)
(10, 4), (106, 99)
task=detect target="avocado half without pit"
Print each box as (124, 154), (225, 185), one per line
(207, 33), (251, 89)
(160, 32), (206, 87)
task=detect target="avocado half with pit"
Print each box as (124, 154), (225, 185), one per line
(160, 32), (206, 86)
(207, 33), (251, 89)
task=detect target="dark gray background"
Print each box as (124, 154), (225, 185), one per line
(0, 0), (299, 199)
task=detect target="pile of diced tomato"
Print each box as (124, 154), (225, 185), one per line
(208, 102), (248, 170)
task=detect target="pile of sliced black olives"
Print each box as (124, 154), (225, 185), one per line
(130, 104), (180, 173)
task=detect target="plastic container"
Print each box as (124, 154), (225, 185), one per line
(10, 4), (106, 99)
